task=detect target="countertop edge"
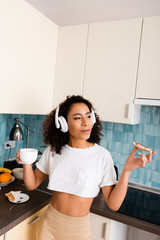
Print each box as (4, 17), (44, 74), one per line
(0, 198), (51, 236)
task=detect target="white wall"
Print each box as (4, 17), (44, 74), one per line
(0, 0), (58, 113)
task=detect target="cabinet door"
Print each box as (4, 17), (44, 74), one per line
(109, 219), (128, 240)
(127, 225), (160, 240)
(83, 19), (142, 124)
(136, 16), (160, 100)
(6, 205), (48, 240)
(0, 2), (58, 114)
(0, 235), (3, 240)
(53, 24), (88, 108)
(90, 213), (110, 240)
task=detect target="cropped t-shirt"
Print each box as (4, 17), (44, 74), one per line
(36, 144), (117, 198)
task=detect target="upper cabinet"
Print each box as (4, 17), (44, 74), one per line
(2, 2), (159, 119)
(83, 19), (142, 124)
(136, 16), (160, 100)
(52, 25), (88, 108)
(0, 1), (58, 115)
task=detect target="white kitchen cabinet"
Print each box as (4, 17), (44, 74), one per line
(52, 24), (88, 108)
(5, 205), (48, 240)
(0, 235), (3, 240)
(136, 16), (160, 100)
(83, 19), (142, 124)
(127, 226), (160, 240)
(109, 219), (128, 240)
(90, 213), (128, 240)
(90, 212), (111, 240)
(0, 1), (58, 114)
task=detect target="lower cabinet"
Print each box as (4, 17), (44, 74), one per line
(127, 226), (160, 240)
(109, 219), (128, 240)
(4, 205), (48, 240)
(90, 212), (128, 240)
(90, 212), (110, 240)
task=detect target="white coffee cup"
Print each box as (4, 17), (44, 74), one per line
(20, 148), (38, 164)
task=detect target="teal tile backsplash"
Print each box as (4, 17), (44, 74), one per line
(0, 105), (159, 189)
(100, 106), (160, 189)
(0, 114), (46, 166)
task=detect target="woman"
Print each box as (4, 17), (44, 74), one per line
(16, 95), (155, 240)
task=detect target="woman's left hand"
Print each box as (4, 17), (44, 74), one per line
(124, 147), (156, 173)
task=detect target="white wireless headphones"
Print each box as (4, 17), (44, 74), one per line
(91, 108), (96, 126)
(55, 105), (96, 133)
(55, 106), (68, 133)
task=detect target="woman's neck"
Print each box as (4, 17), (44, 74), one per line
(68, 139), (93, 149)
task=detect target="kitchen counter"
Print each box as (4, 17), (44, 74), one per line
(0, 178), (160, 236)
(0, 178), (52, 236)
(91, 188), (160, 235)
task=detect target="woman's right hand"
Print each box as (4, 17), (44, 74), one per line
(16, 149), (24, 165)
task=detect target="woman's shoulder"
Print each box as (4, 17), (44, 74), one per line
(95, 144), (110, 154)
(41, 145), (56, 159)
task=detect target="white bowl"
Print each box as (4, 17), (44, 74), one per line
(20, 148), (38, 164)
(0, 175), (15, 187)
(13, 168), (24, 180)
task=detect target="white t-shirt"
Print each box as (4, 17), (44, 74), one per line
(36, 144), (116, 198)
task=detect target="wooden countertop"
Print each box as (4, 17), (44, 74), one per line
(0, 179), (52, 236)
(0, 178), (160, 236)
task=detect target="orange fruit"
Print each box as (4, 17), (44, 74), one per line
(0, 173), (12, 183)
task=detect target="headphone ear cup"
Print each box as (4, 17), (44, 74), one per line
(58, 116), (68, 133)
(91, 109), (96, 127)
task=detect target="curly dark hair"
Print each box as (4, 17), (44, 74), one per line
(42, 95), (103, 154)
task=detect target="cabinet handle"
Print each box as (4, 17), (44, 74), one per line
(27, 216), (40, 226)
(3, 233), (7, 240)
(103, 223), (108, 240)
(126, 104), (131, 119)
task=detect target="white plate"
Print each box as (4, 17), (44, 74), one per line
(9, 193), (30, 203)
(0, 175), (15, 187)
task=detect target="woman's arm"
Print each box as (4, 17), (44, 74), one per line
(16, 150), (47, 190)
(102, 147), (156, 211)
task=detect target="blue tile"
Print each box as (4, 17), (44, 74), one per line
(133, 123), (143, 134)
(143, 124), (158, 136)
(102, 121), (113, 130)
(151, 182), (160, 188)
(111, 152), (121, 163)
(121, 143), (132, 155)
(105, 130), (112, 141)
(110, 141), (122, 153)
(112, 131), (122, 142)
(141, 106), (151, 113)
(113, 123), (124, 132)
(151, 171), (160, 184)
(124, 124), (134, 133)
(157, 125), (160, 136)
(152, 160), (160, 171)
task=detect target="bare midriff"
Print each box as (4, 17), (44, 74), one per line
(51, 191), (94, 217)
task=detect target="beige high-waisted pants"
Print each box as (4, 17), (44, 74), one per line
(36, 203), (91, 240)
